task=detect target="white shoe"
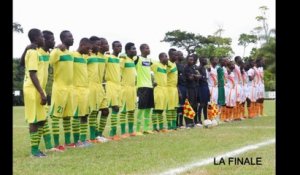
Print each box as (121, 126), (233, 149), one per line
(96, 136), (109, 143)
(196, 123), (203, 127)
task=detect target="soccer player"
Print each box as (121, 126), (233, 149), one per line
(134, 43), (154, 135)
(225, 61), (236, 122)
(104, 39), (122, 140)
(255, 58), (266, 116)
(87, 36), (109, 143)
(197, 57), (210, 124)
(176, 51), (187, 129)
(49, 30), (74, 150)
(184, 54), (201, 128)
(166, 48), (179, 130)
(119, 42), (138, 136)
(233, 56), (244, 120)
(72, 38), (92, 147)
(94, 38), (111, 142)
(246, 59), (258, 118)
(23, 28), (48, 157)
(217, 57), (227, 122)
(240, 62), (248, 119)
(20, 30), (60, 152)
(151, 52), (169, 132)
(207, 57), (219, 118)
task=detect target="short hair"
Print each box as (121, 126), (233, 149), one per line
(112, 41), (121, 47)
(28, 28), (41, 42)
(125, 42), (135, 52)
(98, 37), (107, 44)
(79, 37), (90, 45)
(200, 57), (207, 62)
(159, 52), (166, 58)
(89, 36), (100, 42)
(234, 56), (242, 62)
(42, 30), (53, 40)
(140, 43), (148, 50)
(168, 48), (177, 56)
(60, 30), (70, 41)
(256, 57), (263, 64)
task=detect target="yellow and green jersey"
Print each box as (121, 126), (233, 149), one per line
(120, 56), (136, 86)
(167, 60), (178, 87)
(87, 53), (100, 83)
(105, 54), (120, 84)
(23, 48), (47, 88)
(135, 56), (152, 88)
(72, 51), (88, 87)
(49, 48), (73, 87)
(97, 52), (107, 84)
(151, 62), (167, 87)
(37, 48), (50, 89)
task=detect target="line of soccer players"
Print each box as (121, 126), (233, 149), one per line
(21, 29), (266, 157)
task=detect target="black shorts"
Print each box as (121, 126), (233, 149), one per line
(137, 87), (154, 109)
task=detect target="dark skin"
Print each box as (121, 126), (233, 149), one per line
(76, 41), (91, 122)
(208, 57), (218, 72)
(25, 31), (46, 132)
(169, 50), (178, 63)
(112, 42), (122, 57)
(219, 57), (228, 67)
(29, 32), (47, 106)
(91, 40), (101, 54)
(99, 39), (109, 54)
(126, 45), (137, 59)
(187, 56), (201, 80)
(77, 42), (91, 55)
(227, 61), (235, 74)
(20, 33), (55, 66)
(140, 44), (150, 58)
(56, 31), (74, 51)
(176, 51), (184, 63)
(159, 53), (168, 65)
(235, 57), (243, 67)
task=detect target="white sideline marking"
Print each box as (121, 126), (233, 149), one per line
(158, 138), (275, 175)
(222, 126), (275, 129)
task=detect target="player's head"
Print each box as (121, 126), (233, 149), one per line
(42, 30), (55, 50)
(227, 61), (235, 71)
(248, 58), (255, 68)
(234, 56), (243, 65)
(28, 28), (44, 47)
(200, 57), (208, 66)
(168, 48), (177, 62)
(159, 52), (168, 65)
(256, 57), (264, 67)
(60, 30), (74, 47)
(219, 57), (228, 67)
(112, 41), (122, 55)
(187, 55), (195, 66)
(125, 42), (137, 58)
(176, 51), (184, 62)
(78, 37), (91, 55)
(210, 57), (218, 66)
(89, 36), (101, 54)
(140, 43), (150, 56)
(99, 38), (109, 53)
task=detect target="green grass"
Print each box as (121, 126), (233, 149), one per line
(180, 144), (275, 175)
(13, 100), (275, 175)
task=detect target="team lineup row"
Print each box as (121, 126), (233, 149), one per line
(21, 29), (265, 157)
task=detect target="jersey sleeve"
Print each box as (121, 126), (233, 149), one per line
(150, 61), (158, 72)
(26, 50), (38, 71)
(49, 48), (59, 65)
